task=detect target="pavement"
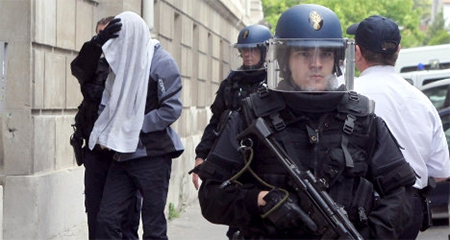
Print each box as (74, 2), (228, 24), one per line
(167, 198), (450, 240)
(167, 198), (228, 240)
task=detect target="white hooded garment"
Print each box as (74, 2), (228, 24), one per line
(89, 11), (159, 153)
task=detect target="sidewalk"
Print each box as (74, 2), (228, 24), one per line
(167, 199), (450, 240)
(167, 198), (229, 240)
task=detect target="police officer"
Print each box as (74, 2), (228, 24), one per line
(192, 24), (271, 239)
(194, 4), (416, 239)
(70, 16), (141, 240)
(193, 24), (271, 188)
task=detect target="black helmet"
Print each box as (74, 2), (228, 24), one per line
(230, 24), (272, 71)
(267, 4), (350, 92)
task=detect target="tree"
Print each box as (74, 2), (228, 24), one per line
(425, 10), (450, 45)
(261, 0), (428, 48)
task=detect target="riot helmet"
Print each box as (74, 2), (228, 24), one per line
(267, 4), (354, 92)
(230, 24), (272, 71)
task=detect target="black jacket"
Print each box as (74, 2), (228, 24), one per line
(195, 70), (266, 160)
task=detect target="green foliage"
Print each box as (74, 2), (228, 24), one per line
(261, 0), (448, 48)
(261, 0), (301, 30)
(168, 202), (180, 220)
(425, 10), (450, 45)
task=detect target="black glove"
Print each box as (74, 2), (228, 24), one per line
(93, 18), (122, 46)
(260, 188), (318, 232)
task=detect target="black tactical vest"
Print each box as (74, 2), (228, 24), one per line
(223, 70), (266, 111)
(241, 90), (377, 229)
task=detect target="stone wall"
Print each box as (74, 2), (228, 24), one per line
(0, 0), (264, 238)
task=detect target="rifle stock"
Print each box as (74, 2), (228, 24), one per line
(238, 117), (363, 240)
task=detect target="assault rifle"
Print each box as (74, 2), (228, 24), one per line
(237, 117), (363, 240)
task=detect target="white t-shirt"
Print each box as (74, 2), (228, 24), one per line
(354, 65), (450, 189)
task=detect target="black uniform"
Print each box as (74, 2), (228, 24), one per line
(194, 69), (265, 239)
(195, 70), (266, 160)
(195, 89), (416, 239)
(70, 38), (141, 240)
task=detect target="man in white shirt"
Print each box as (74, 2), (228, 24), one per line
(347, 15), (450, 239)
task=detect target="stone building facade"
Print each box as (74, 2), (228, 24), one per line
(0, 0), (265, 238)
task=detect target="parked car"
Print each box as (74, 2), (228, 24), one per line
(402, 69), (450, 89)
(427, 106), (450, 221)
(396, 44), (450, 74)
(420, 78), (450, 110)
(420, 79), (450, 222)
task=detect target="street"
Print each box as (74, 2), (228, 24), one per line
(417, 219), (450, 240)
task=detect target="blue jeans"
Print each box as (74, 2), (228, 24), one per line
(96, 155), (172, 240)
(84, 148), (141, 240)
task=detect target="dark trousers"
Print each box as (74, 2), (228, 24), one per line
(96, 155), (172, 240)
(399, 192), (423, 240)
(84, 148), (141, 240)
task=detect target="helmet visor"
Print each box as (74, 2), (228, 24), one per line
(267, 38), (354, 92)
(230, 43), (267, 71)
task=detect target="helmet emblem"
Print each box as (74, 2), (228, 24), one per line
(309, 11), (323, 31)
(242, 29), (249, 39)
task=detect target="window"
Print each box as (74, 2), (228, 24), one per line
(422, 83), (450, 110)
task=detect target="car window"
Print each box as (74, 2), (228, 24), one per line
(422, 85), (450, 110)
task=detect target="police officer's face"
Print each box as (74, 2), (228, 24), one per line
(240, 47), (261, 67)
(288, 47), (335, 91)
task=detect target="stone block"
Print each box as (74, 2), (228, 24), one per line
(211, 58), (220, 84)
(33, 116), (55, 173)
(198, 53), (208, 81)
(33, 49), (45, 109)
(180, 0), (193, 15)
(159, 3), (173, 40)
(3, 168), (86, 240)
(66, 60), (82, 109)
(34, 0), (56, 46)
(6, 42), (31, 110)
(198, 27), (208, 54)
(75, 2), (95, 50)
(2, 110), (32, 175)
(211, 34), (220, 59)
(56, 0), (76, 49)
(197, 80), (208, 108)
(222, 40), (231, 66)
(66, 53), (82, 108)
(189, 74), (199, 107)
(180, 46), (192, 79)
(55, 116), (75, 169)
(0, 0), (30, 41)
(195, 107), (208, 135)
(181, 16), (193, 47)
(44, 52), (65, 109)
(180, 78), (191, 108)
(123, 0), (141, 13)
